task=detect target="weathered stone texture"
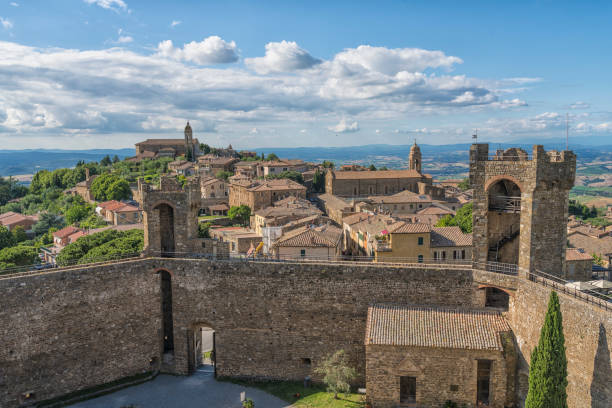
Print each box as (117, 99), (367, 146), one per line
(366, 345), (509, 408)
(0, 259), (160, 407)
(509, 279), (612, 408)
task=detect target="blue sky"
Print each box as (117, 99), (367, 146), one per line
(0, 0), (611, 149)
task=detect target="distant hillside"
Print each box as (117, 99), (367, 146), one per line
(0, 149), (134, 177)
(1, 143), (610, 177)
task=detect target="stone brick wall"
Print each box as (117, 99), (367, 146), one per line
(366, 345), (509, 408)
(470, 144), (576, 277)
(508, 278), (612, 408)
(0, 259), (160, 407)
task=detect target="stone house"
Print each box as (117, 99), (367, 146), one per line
(565, 248), (594, 281)
(251, 196), (322, 235)
(315, 193), (354, 225)
(0, 212), (38, 232)
(209, 226), (262, 255)
(52, 226), (82, 247)
(256, 159), (310, 177)
(229, 178), (307, 212)
(168, 160), (196, 176)
(367, 190), (434, 214)
(233, 161), (259, 178)
(375, 223), (472, 262)
(325, 168), (435, 198)
(270, 224), (342, 260)
(365, 304), (515, 408)
(343, 213), (401, 257)
(65, 168), (97, 203)
(96, 201), (141, 226)
(200, 177), (229, 199)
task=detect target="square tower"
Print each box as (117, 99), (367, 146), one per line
(470, 144), (576, 277)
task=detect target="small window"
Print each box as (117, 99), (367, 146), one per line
(450, 384), (459, 392)
(442, 251), (446, 259)
(433, 251), (438, 260)
(418, 255), (423, 263)
(417, 237), (424, 245)
(453, 251), (457, 259)
(201, 241), (206, 248)
(418, 204), (422, 209)
(410, 204), (413, 209)
(300, 249), (306, 257)
(461, 249), (466, 259)
(301, 358), (311, 366)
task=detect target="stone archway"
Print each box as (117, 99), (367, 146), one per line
(187, 322), (217, 377)
(486, 178), (522, 264)
(154, 203), (175, 257)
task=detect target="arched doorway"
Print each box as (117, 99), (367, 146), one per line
(155, 203), (175, 257)
(484, 287), (510, 310)
(487, 179), (521, 264)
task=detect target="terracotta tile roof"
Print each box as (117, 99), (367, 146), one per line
(431, 227), (472, 247)
(566, 248), (593, 261)
(136, 138), (199, 146)
(391, 222), (432, 234)
(365, 304), (511, 351)
(233, 178), (306, 192)
(97, 200), (123, 210)
(114, 204), (140, 213)
(53, 226), (81, 239)
(568, 234), (612, 258)
(418, 205), (454, 215)
(369, 190), (432, 204)
(317, 193), (353, 211)
(342, 212), (371, 226)
(0, 212), (38, 227)
(273, 225), (341, 248)
(68, 230), (86, 242)
(201, 177), (224, 187)
(209, 203), (229, 211)
(332, 169), (424, 180)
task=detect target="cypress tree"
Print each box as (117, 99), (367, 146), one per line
(525, 291), (568, 408)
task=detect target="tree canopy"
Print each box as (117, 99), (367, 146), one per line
(228, 205), (251, 226)
(90, 173), (132, 201)
(314, 350), (356, 399)
(435, 202), (472, 233)
(266, 170), (304, 184)
(56, 229), (143, 266)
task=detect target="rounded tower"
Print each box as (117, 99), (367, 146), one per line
(408, 140), (422, 173)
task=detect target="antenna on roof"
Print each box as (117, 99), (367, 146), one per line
(565, 113), (569, 151)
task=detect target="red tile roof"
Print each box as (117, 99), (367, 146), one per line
(365, 304), (511, 351)
(566, 248), (593, 261)
(430, 227), (472, 247)
(273, 225), (342, 248)
(332, 169), (424, 180)
(390, 222), (432, 234)
(53, 226), (81, 239)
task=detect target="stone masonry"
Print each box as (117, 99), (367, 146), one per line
(470, 144), (576, 277)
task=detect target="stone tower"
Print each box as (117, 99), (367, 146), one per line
(470, 144), (576, 277)
(184, 121), (194, 161)
(408, 140), (422, 173)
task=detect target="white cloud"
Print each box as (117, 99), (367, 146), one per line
(156, 36), (239, 65)
(300, 129), (307, 133)
(1, 17), (13, 30)
(171, 20), (181, 28)
(117, 36), (133, 44)
(375, 129), (381, 134)
(331, 45), (462, 76)
(570, 101), (590, 110)
(328, 118), (359, 133)
(245, 41), (321, 74)
(10, 2), (19, 7)
(0, 39), (544, 148)
(83, 0), (127, 12)
(249, 127), (259, 134)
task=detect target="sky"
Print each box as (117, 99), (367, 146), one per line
(0, 0), (611, 150)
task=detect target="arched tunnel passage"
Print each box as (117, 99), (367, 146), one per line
(487, 178), (521, 265)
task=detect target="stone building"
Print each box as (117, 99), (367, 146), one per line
(271, 224), (342, 260)
(470, 144), (576, 276)
(200, 177), (229, 199)
(375, 223), (472, 262)
(251, 196), (322, 235)
(0, 211), (38, 232)
(565, 248), (594, 281)
(365, 304), (515, 408)
(229, 178), (307, 211)
(134, 122), (200, 160)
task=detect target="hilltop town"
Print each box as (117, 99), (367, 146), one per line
(0, 123), (611, 408)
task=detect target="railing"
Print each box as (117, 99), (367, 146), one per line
(489, 196), (521, 213)
(527, 268), (612, 312)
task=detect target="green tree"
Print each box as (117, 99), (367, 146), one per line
(107, 179), (132, 201)
(321, 160), (335, 169)
(592, 253), (604, 266)
(525, 291), (568, 408)
(314, 350), (356, 399)
(112, 155), (120, 163)
(11, 226), (28, 243)
(0, 225), (15, 250)
(267, 171), (304, 184)
(215, 171), (233, 181)
(435, 203), (472, 233)
(312, 169), (325, 193)
(265, 153), (279, 161)
(79, 214), (107, 229)
(0, 245), (39, 268)
(200, 143), (211, 155)
(33, 213), (65, 236)
(65, 204), (92, 224)
(379, 166), (388, 171)
(368, 164), (377, 171)
(198, 222), (212, 238)
(458, 178), (470, 190)
(100, 155), (112, 166)
(228, 205), (251, 226)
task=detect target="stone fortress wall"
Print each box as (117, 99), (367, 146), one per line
(0, 257), (610, 407)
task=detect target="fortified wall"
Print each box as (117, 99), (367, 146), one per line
(1, 258), (488, 407)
